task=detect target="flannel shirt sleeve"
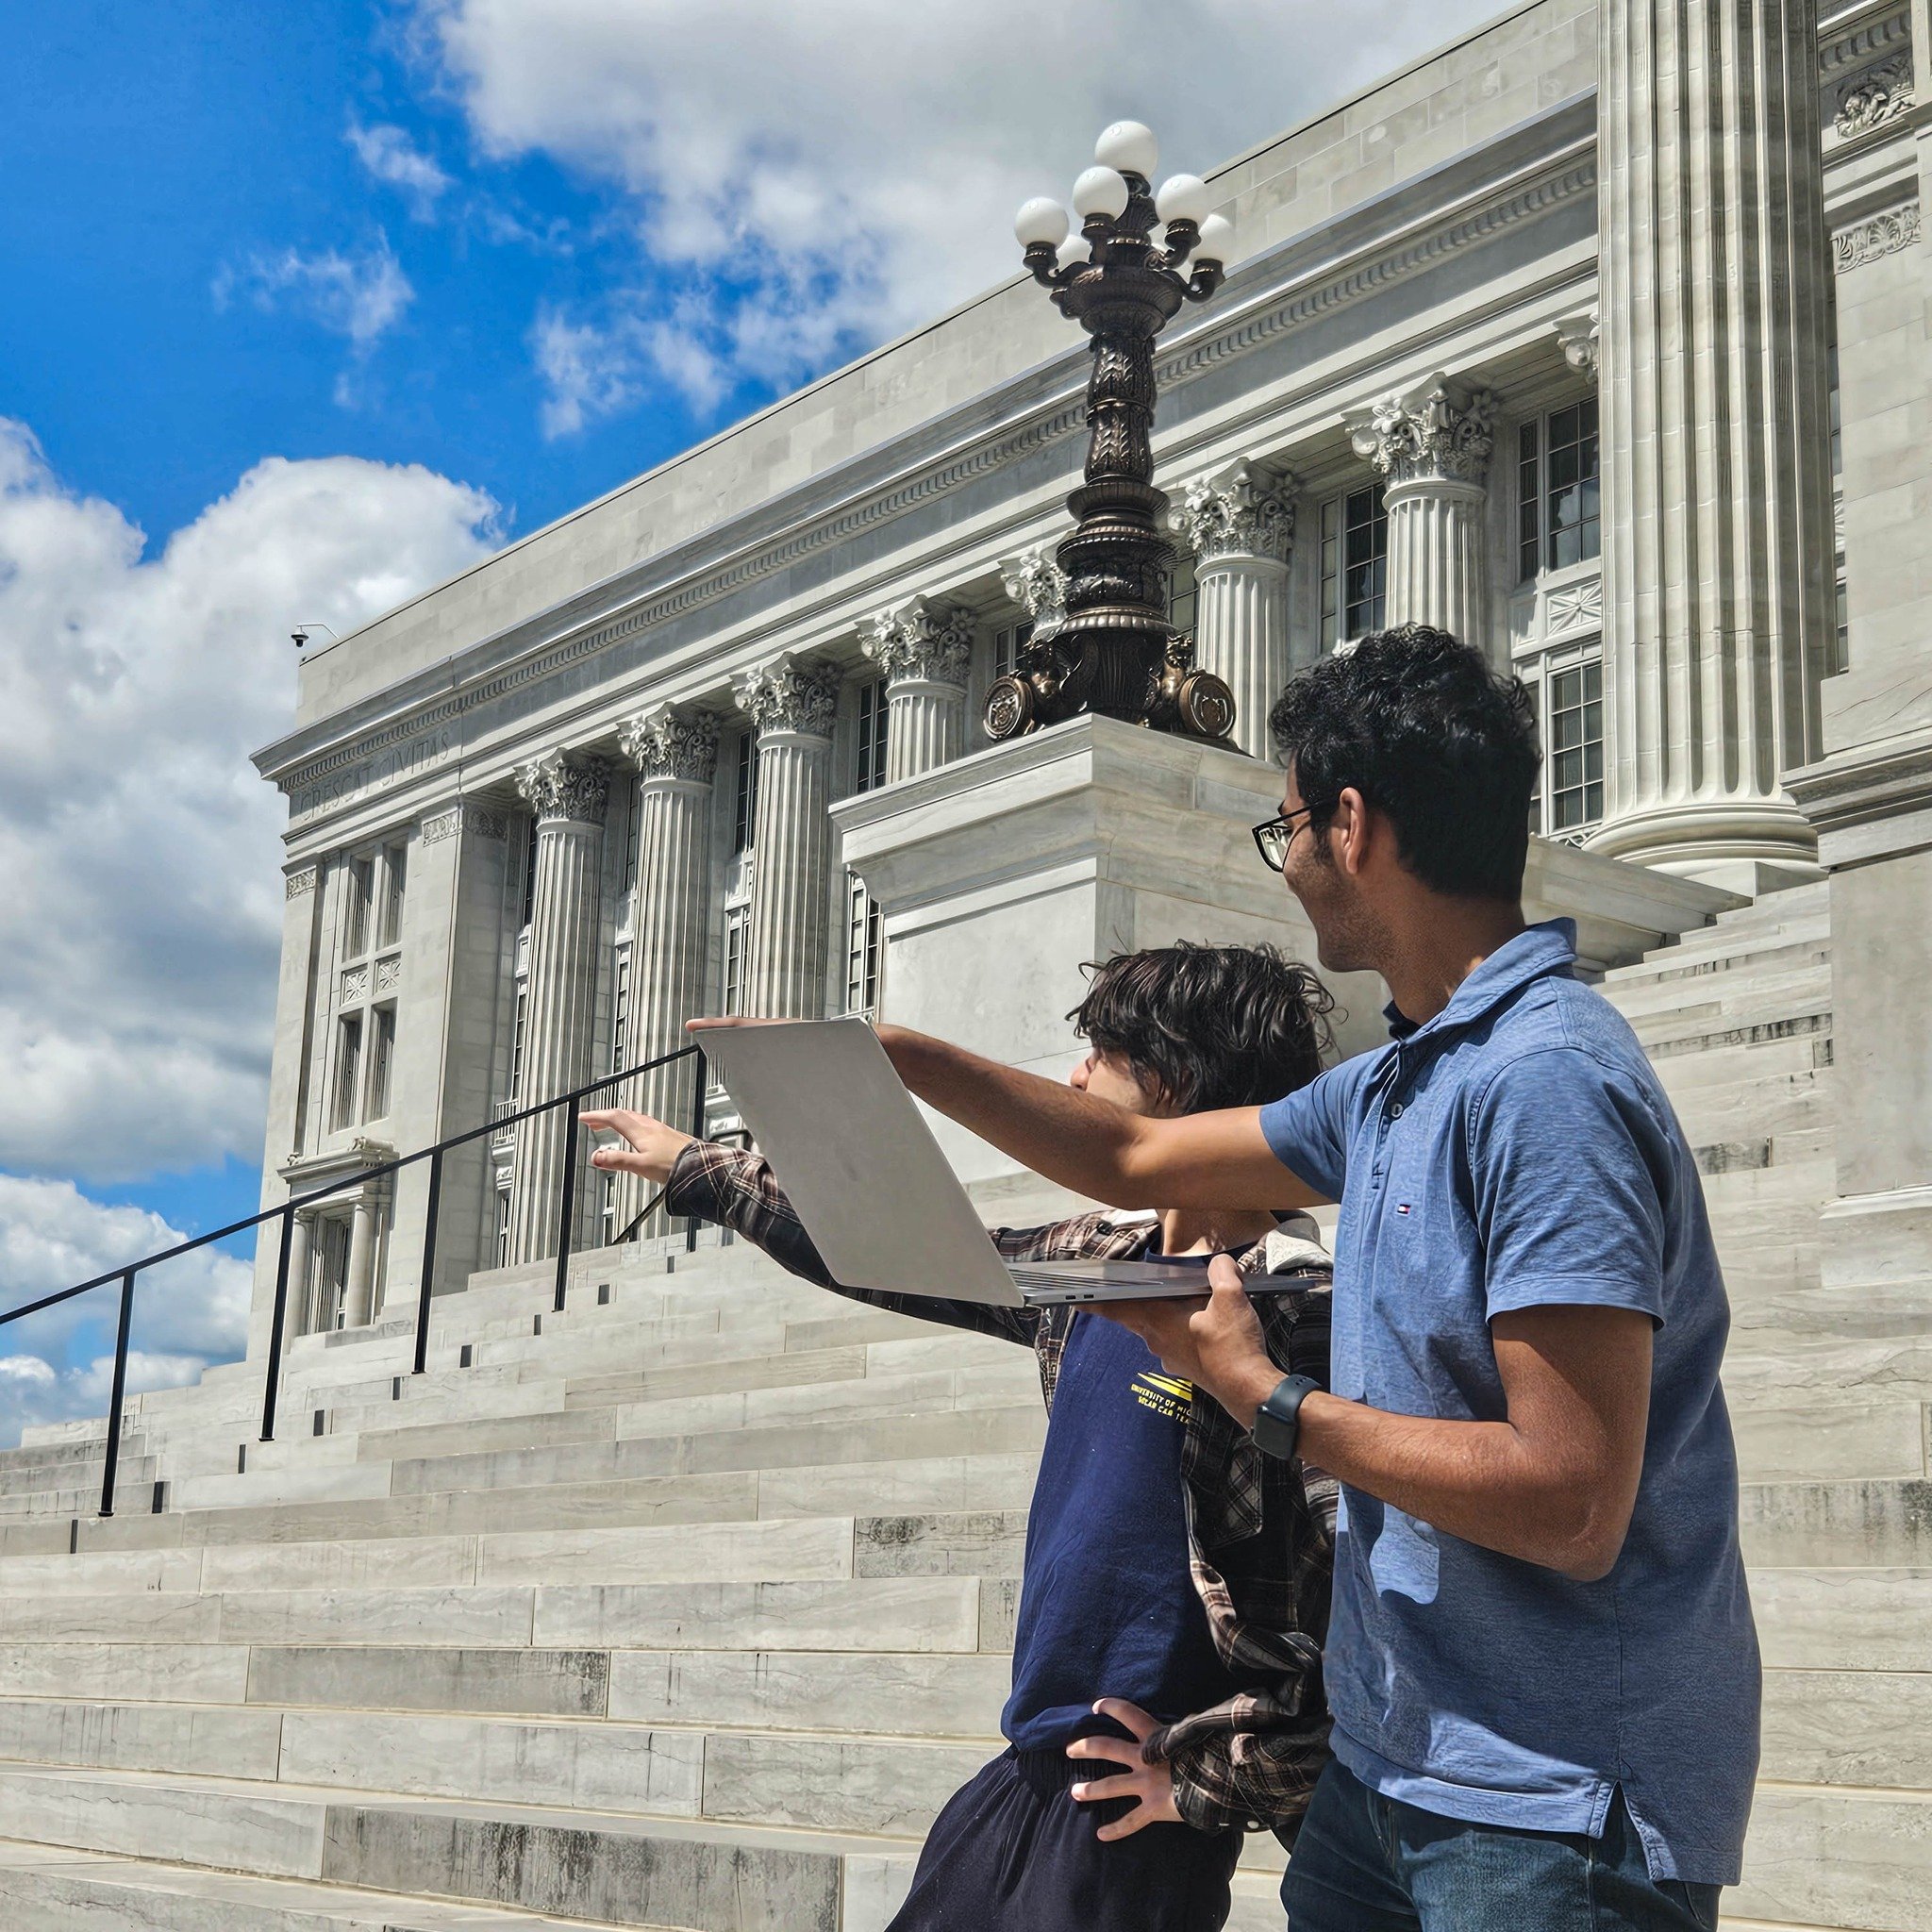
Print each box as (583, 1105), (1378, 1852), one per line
(662, 1140), (1038, 1346)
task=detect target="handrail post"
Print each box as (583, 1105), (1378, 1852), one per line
(97, 1268), (137, 1519)
(553, 1093), (581, 1313)
(687, 1044), (708, 1254)
(260, 1206), (295, 1443)
(413, 1149), (443, 1376)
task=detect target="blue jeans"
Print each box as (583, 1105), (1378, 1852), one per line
(1281, 1761), (1721, 1932)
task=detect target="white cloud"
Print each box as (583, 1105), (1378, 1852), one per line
(410, 0), (1509, 422)
(0, 419), (501, 1189)
(219, 237), (416, 348)
(347, 120), (454, 220)
(532, 306), (648, 437)
(0, 1174), (255, 1448)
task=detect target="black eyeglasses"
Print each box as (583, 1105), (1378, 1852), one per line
(1252, 802), (1330, 873)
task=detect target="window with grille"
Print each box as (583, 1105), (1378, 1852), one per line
(1517, 400), (1602, 580)
(314, 1218), (351, 1332)
(494, 1188), (511, 1268)
(376, 844), (407, 950)
(993, 620), (1034, 681)
(519, 820), (539, 926)
(611, 955), (631, 1074)
(366, 1006), (396, 1120)
(1545, 658), (1605, 833)
(843, 874), (883, 1016)
(1168, 552), (1199, 635)
(620, 775), (641, 895)
(331, 1014), (364, 1132)
(724, 907), (749, 1017)
(342, 857), (374, 959)
(509, 987), (527, 1101)
(732, 731), (760, 855)
(1320, 485), (1388, 649)
(855, 677), (888, 793)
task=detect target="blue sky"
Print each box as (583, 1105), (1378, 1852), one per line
(0, 0), (1502, 1439)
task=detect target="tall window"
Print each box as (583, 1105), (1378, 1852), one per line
(342, 857), (375, 959)
(367, 1006), (396, 1120)
(619, 775), (641, 895)
(313, 1219), (351, 1332)
(494, 1188), (511, 1269)
(843, 873), (883, 1016)
(1320, 484), (1388, 649)
(519, 820), (539, 927)
(611, 955), (632, 1074)
(1532, 657), (1605, 836)
(330, 1014), (364, 1132)
(509, 987), (528, 1100)
(992, 620), (1034, 681)
(855, 678), (889, 793)
(1829, 341), (1848, 676)
(376, 843), (407, 950)
(1517, 399), (1602, 580)
(1168, 552), (1199, 635)
(724, 907), (750, 1017)
(732, 731), (760, 855)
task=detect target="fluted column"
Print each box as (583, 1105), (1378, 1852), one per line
(738, 657), (841, 1018)
(1591, 0), (1833, 880)
(617, 706), (719, 1234)
(1174, 460), (1296, 758)
(1350, 376), (1496, 662)
(343, 1195), (378, 1328)
(508, 751), (609, 1265)
(863, 597), (974, 782)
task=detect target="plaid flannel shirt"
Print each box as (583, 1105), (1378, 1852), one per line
(665, 1139), (1337, 1840)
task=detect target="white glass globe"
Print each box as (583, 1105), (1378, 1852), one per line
(1013, 196), (1071, 249)
(1056, 232), (1091, 272)
(1193, 211), (1237, 264)
(1072, 165), (1130, 220)
(1094, 120), (1158, 179)
(1155, 174), (1212, 226)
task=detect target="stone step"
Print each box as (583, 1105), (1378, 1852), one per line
(1741, 1479), (1932, 1566)
(1753, 1568), (1932, 1669)
(1604, 934), (1834, 998)
(1611, 959), (1833, 1025)
(1762, 1668), (1932, 1790)
(1730, 1403), (1926, 1484)
(1729, 1783), (1932, 1932)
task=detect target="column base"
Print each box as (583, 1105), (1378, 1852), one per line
(1584, 799), (1823, 891)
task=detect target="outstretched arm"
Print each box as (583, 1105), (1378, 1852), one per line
(690, 1019), (1326, 1213)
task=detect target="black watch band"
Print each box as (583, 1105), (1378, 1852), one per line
(1251, 1374), (1321, 1461)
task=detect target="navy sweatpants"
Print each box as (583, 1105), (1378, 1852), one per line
(886, 1745), (1245, 1932)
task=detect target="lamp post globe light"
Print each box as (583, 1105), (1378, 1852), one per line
(990, 122), (1238, 744)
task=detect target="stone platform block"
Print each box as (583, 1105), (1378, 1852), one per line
(561, 1342), (868, 1408)
(756, 1453), (1040, 1520)
(1762, 1667), (1932, 1788)
(214, 1585), (536, 1647)
(1731, 1785), (1932, 1931)
(699, 1732), (988, 1836)
(246, 1644), (609, 1719)
(1742, 1479), (1932, 1566)
(0, 1547), (205, 1595)
(475, 1516), (855, 1588)
(0, 1590), (219, 1643)
(0, 1641), (249, 1704)
(199, 1533), (479, 1594)
(1753, 1567), (1932, 1670)
(533, 1576), (982, 1653)
(0, 1698), (283, 1781)
(853, 1510), (1028, 1578)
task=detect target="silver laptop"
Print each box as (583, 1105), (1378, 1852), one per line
(693, 1018), (1282, 1308)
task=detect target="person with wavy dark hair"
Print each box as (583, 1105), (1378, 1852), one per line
(823, 624), (1758, 1932)
(586, 942), (1340, 1932)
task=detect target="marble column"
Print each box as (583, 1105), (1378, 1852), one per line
(1591, 0), (1834, 884)
(1349, 375), (1496, 662)
(288, 1210), (316, 1336)
(736, 656), (841, 1019)
(863, 597), (974, 782)
(617, 706), (720, 1234)
(507, 751), (609, 1265)
(1174, 459), (1296, 758)
(343, 1194), (379, 1328)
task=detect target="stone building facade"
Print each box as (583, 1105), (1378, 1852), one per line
(250, 0), (1926, 1362)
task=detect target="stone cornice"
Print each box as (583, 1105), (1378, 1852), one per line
(256, 98), (1600, 818)
(1818, 0), (1911, 80)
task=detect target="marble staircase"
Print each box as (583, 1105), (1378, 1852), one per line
(0, 880), (1920, 1928)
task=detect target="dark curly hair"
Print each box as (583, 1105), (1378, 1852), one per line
(1266, 622), (1540, 900)
(1068, 941), (1336, 1114)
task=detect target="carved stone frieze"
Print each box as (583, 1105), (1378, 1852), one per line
(1834, 51), (1914, 138)
(862, 597), (974, 689)
(375, 957), (402, 993)
(1833, 201), (1922, 273)
(734, 655), (841, 739)
(1172, 459), (1297, 565)
(621, 705), (720, 785)
(422, 802), (509, 845)
(1349, 377), (1497, 489)
(1545, 572), (1605, 637)
(514, 750), (611, 825)
(1554, 311), (1601, 383)
(340, 966), (370, 1003)
(285, 866), (319, 898)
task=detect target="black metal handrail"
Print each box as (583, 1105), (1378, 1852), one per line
(0, 1042), (708, 1520)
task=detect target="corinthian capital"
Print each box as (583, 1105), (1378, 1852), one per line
(1349, 376), (1497, 489)
(861, 596), (974, 689)
(515, 749), (610, 825)
(734, 654), (841, 739)
(997, 548), (1069, 631)
(620, 705), (720, 785)
(1554, 312), (1601, 384)
(1173, 459), (1297, 564)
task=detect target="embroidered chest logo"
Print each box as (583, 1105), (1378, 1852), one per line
(1132, 1368), (1193, 1422)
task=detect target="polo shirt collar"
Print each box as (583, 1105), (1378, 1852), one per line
(1382, 918), (1578, 1043)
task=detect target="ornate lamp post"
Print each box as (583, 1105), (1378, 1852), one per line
(987, 122), (1239, 744)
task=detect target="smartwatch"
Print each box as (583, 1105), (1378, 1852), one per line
(1251, 1374), (1321, 1461)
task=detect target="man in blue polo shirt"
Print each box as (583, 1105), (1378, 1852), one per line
(857, 626), (1759, 1929)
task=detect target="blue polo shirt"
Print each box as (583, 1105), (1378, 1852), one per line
(1258, 920), (1759, 1887)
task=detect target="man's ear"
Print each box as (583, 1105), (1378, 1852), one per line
(1332, 787), (1373, 877)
